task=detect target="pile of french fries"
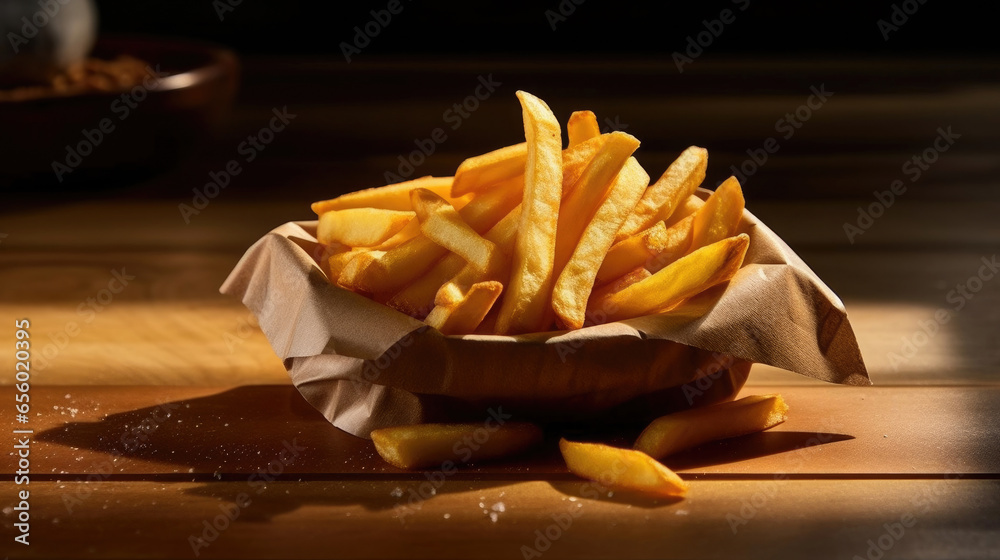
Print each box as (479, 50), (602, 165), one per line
(312, 91), (777, 497)
(312, 91), (749, 335)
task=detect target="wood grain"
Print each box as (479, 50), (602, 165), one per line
(4, 479), (998, 559)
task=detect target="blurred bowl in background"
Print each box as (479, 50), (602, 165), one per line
(0, 35), (239, 190)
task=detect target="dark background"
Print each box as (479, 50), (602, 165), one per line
(95, 0), (995, 56)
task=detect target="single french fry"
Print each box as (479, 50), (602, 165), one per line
(588, 234), (750, 322)
(317, 208), (414, 247)
(690, 176), (745, 251)
(452, 143), (528, 197)
(645, 214), (695, 274)
(562, 134), (607, 188)
(373, 217), (421, 250)
(634, 394), (789, 460)
(425, 281), (504, 335)
(594, 221), (668, 287)
(559, 439), (688, 498)
(495, 91), (564, 335)
(312, 176), (456, 214)
(663, 195), (705, 228)
(337, 250), (385, 292)
(411, 189), (498, 273)
(371, 422), (543, 469)
(553, 132), (642, 278)
(553, 153), (649, 330)
(325, 248), (366, 281)
(616, 146), (707, 242)
(568, 110), (601, 147)
(589, 267), (651, 304)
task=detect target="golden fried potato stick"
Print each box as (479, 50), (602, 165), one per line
(553, 132), (642, 277)
(553, 151), (649, 330)
(594, 221), (668, 287)
(337, 250), (384, 291)
(589, 267), (651, 303)
(644, 214), (695, 274)
(559, 439), (688, 498)
(495, 91), (564, 335)
(588, 234), (750, 322)
(317, 208), (414, 247)
(634, 394), (788, 460)
(325, 248), (367, 281)
(312, 176), (457, 214)
(451, 143), (527, 197)
(411, 189), (499, 273)
(371, 422), (543, 469)
(663, 194), (705, 227)
(616, 146), (707, 242)
(347, 178), (523, 294)
(690, 176), (745, 251)
(567, 110), (601, 147)
(424, 281), (504, 335)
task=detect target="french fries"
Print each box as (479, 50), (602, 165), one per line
(634, 394), (789, 460)
(371, 422), (543, 469)
(310, 91), (752, 335)
(559, 439), (688, 498)
(310, 93), (795, 495)
(495, 91), (564, 335)
(588, 234), (750, 323)
(317, 208), (414, 247)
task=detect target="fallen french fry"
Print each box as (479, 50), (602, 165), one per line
(588, 234), (750, 322)
(690, 176), (745, 251)
(559, 439), (688, 498)
(616, 146), (707, 242)
(371, 422), (543, 469)
(452, 143), (527, 197)
(495, 91), (564, 335)
(317, 208), (414, 247)
(567, 110), (601, 147)
(634, 394), (789, 460)
(312, 176), (458, 214)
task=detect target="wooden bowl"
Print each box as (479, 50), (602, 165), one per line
(0, 35), (239, 189)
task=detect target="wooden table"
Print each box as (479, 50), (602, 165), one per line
(2, 57), (999, 559)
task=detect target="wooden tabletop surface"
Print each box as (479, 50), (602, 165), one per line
(1, 56), (999, 559)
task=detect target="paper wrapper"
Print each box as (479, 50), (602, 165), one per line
(221, 199), (869, 438)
